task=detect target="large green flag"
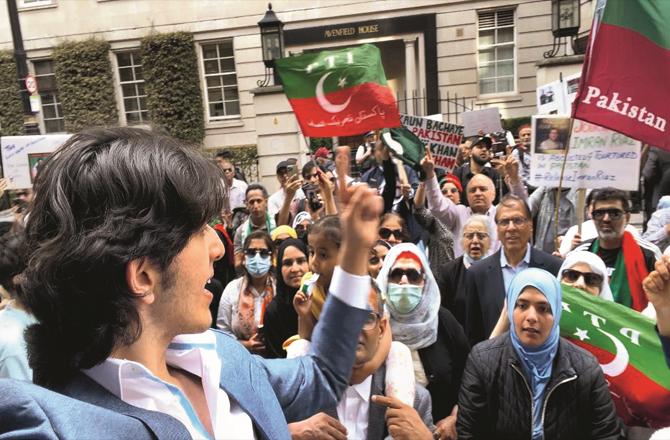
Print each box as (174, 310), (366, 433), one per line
(560, 285), (670, 428)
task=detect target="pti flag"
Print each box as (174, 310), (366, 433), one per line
(275, 44), (401, 137)
(572, 0), (670, 150)
(560, 285), (670, 428)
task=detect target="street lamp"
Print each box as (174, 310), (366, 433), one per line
(257, 3), (284, 86)
(544, 0), (581, 58)
(551, 0), (580, 38)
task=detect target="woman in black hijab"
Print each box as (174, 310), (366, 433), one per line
(263, 238), (309, 358)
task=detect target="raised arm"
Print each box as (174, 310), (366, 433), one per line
(421, 147), (459, 229)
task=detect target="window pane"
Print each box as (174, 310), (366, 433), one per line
(43, 105), (57, 119)
(479, 29), (494, 46)
(119, 67), (134, 82)
(206, 76), (221, 88)
(479, 66), (494, 79)
(135, 68), (143, 81)
(497, 77), (514, 92)
(497, 27), (514, 43)
(498, 61), (514, 76)
(210, 102), (225, 117)
(124, 97), (139, 111)
(121, 83), (136, 97)
(117, 52), (132, 67)
(45, 119), (64, 133)
(224, 87), (239, 101)
(37, 76), (56, 91)
(138, 97), (147, 111)
(202, 44), (218, 59)
(218, 40), (233, 56)
(137, 83), (145, 95)
(208, 88), (223, 102)
(39, 93), (54, 104)
(34, 61), (53, 75)
(126, 112), (141, 124)
(497, 46), (514, 61)
(479, 78), (496, 95)
(204, 60), (219, 74)
(225, 101), (240, 115)
(478, 48), (495, 64)
(220, 58), (235, 72)
(222, 74), (237, 86)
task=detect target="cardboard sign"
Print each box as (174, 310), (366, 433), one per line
(537, 80), (567, 115)
(400, 114), (463, 172)
(1, 134), (71, 189)
(460, 107), (502, 137)
(530, 116), (641, 190)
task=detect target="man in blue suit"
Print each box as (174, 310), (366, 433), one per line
(0, 128), (389, 439)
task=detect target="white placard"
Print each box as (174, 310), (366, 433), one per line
(1, 134), (71, 189)
(536, 79), (568, 115)
(400, 114), (463, 172)
(460, 107), (503, 137)
(563, 72), (581, 106)
(529, 117), (641, 190)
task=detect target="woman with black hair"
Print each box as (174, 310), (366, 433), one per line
(263, 238), (309, 358)
(217, 230), (276, 355)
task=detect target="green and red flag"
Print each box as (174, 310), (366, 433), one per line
(275, 44), (401, 137)
(572, 0), (670, 151)
(560, 285), (670, 428)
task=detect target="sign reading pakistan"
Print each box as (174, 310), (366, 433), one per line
(400, 114), (463, 172)
(275, 44), (401, 137)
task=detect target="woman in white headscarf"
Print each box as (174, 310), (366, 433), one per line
(376, 243), (470, 440)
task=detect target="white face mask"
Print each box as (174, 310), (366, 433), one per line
(245, 253), (271, 277)
(386, 283), (423, 314)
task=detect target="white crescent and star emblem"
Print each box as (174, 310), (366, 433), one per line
(597, 328), (629, 377)
(316, 72), (352, 114)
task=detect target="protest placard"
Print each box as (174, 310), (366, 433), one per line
(529, 116), (640, 190)
(536, 79), (567, 114)
(460, 107), (502, 137)
(400, 114), (463, 172)
(1, 134), (71, 189)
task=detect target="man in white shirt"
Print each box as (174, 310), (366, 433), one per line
(268, 160), (304, 216)
(289, 282), (434, 440)
(219, 157), (248, 211)
(6, 129), (383, 440)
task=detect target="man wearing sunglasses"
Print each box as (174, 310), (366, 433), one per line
(573, 187), (661, 312)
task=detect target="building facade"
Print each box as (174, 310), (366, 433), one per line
(0, 0), (593, 191)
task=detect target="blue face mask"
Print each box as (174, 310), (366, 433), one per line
(387, 283), (423, 314)
(245, 254), (271, 277)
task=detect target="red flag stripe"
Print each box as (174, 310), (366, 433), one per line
(287, 82), (401, 137)
(569, 338), (670, 428)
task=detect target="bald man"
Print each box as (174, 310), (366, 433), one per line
(420, 149), (527, 257)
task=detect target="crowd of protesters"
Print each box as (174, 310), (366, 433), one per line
(0, 125), (669, 440)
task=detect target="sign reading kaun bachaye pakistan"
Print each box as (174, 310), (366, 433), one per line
(529, 116), (640, 190)
(400, 114), (463, 172)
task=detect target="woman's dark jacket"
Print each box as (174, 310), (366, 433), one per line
(457, 333), (623, 440)
(417, 307), (470, 422)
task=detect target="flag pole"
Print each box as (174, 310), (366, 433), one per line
(553, 116), (575, 253)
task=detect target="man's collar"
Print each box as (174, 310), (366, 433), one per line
(500, 243), (531, 268)
(349, 374), (373, 402)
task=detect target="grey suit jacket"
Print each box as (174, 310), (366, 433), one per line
(323, 364), (434, 440)
(0, 295), (368, 439)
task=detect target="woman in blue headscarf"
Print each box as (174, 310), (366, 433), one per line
(456, 268), (622, 440)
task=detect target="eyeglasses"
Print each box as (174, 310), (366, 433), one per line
(222, 168), (234, 173)
(282, 257), (307, 267)
(363, 312), (381, 330)
(244, 248), (271, 258)
(389, 268), (423, 284)
(561, 268), (604, 288)
(496, 217), (527, 227)
(463, 232), (489, 240)
(592, 208), (625, 221)
(442, 187), (459, 194)
(379, 228), (405, 241)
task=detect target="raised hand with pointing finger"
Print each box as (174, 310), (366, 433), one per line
(372, 394), (433, 440)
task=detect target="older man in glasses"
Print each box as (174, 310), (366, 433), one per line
(573, 187), (661, 312)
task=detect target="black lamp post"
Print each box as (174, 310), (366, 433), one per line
(257, 3), (284, 86)
(544, 0), (581, 58)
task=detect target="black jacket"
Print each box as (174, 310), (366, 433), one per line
(464, 248), (562, 346)
(437, 256), (468, 327)
(457, 334), (624, 440)
(417, 307), (470, 421)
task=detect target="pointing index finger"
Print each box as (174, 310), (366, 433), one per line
(371, 394), (403, 409)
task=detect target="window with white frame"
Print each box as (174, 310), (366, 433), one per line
(201, 40), (240, 119)
(477, 9), (515, 95)
(117, 51), (149, 125)
(33, 60), (65, 133)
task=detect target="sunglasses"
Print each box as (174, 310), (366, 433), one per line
(244, 248), (271, 258)
(561, 269), (604, 288)
(389, 268), (423, 284)
(463, 232), (489, 240)
(592, 208), (625, 221)
(379, 228), (405, 241)
(442, 187), (459, 194)
(295, 224), (311, 233)
(363, 312), (381, 330)
(222, 168), (234, 173)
